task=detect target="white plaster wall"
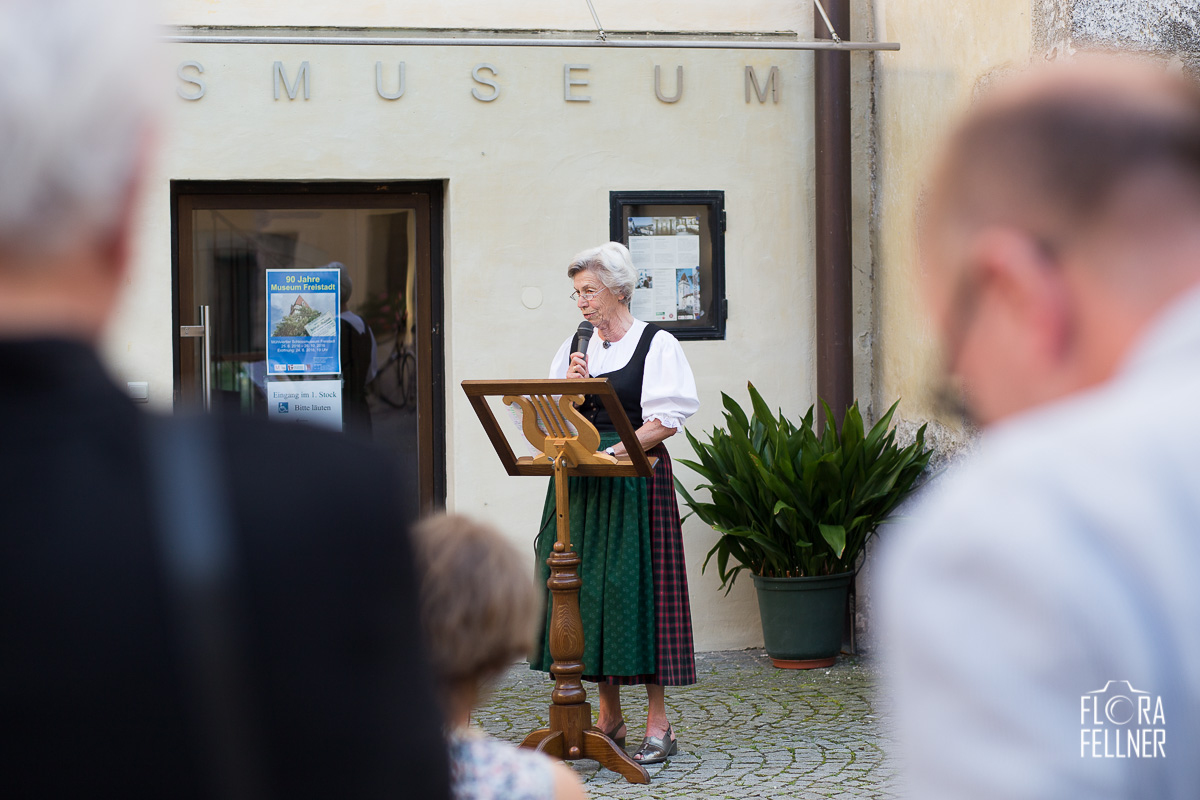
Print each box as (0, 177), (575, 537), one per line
(871, 0), (1032, 424)
(845, 0), (1032, 652)
(106, 39), (847, 652)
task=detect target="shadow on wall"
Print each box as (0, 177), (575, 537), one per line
(852, 416), (976, 654)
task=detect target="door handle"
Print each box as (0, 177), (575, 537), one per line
(179, 305), (212, 411)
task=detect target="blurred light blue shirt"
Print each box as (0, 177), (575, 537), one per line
(880, 285), (1200, 799)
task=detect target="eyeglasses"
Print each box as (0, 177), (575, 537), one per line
(570, 286), (608, 303)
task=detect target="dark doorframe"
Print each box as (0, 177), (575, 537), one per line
(170, 180), (447, 512)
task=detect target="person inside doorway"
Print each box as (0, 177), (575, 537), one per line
(337, 267), (378, 437)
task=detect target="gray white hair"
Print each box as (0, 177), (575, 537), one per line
(0, 0), (160, 258)
(567, 242), (636, 308)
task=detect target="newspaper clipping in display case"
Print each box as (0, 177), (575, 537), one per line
(627, 215), (703, 323)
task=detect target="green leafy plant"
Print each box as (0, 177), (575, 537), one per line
(676, 383), (932, 591)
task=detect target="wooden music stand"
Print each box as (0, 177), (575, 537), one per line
(461, 378), (657, 785)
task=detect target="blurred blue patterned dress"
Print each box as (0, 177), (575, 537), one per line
(447, 729), (555, 800)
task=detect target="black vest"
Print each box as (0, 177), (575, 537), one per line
(578, 323), (662, 433)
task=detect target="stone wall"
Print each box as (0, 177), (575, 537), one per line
(1035, 0), (1200, 68)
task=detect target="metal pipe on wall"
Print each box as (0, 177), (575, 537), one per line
(813, 0), (854, 428)
(164, 32), (899, 51)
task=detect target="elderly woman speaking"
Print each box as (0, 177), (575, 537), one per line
(530, 241), (699, 765)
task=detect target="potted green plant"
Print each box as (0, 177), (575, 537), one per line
(676, 383), (931, 668)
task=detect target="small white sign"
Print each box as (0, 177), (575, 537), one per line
(304, 311), (338, 338)
(267, 379), (343, 431)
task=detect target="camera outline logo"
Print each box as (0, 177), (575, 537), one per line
(1080, 680), (1166, 759)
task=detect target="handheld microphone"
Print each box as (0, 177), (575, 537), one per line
(571, 321), (594, 356)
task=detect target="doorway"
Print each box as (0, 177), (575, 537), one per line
(172, 181), (446, 513)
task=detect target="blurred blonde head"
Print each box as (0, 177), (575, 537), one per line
(412, 514), (539, 705)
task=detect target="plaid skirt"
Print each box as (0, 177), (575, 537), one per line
(530, 438), (697, 687)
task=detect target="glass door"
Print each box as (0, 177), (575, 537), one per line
(173, 184), (444, 513)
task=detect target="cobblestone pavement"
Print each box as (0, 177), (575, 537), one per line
(474, 650), (899, 799)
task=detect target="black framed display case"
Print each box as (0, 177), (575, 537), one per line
(609, 190), (726, 340)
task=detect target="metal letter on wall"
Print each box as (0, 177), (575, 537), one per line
(744, 65), (780, 104)
(654, 65), (683, 104)
(176, 60), (206, 101)
(273, 60), (311, 100)
(376, 61), (405, 100)
(471, 63), (501, 102)
(564, 64), (591, 102)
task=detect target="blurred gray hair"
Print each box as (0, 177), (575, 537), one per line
(0, 0), (160, 258)
(567, 242), (636, 308)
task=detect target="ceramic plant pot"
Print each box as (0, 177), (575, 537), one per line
(752, 571), (854, 669)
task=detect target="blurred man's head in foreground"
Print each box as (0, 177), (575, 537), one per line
(0, 0), (158, 340)
(922, 54), (1200, 427)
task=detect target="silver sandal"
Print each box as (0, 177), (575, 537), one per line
(598, 718), (627, 748)
(633, 723), (677, 765)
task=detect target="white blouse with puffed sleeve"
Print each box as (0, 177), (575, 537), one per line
(548, 318), (700, 430)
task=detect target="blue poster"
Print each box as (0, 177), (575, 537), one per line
(266, 268), (341, 376)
